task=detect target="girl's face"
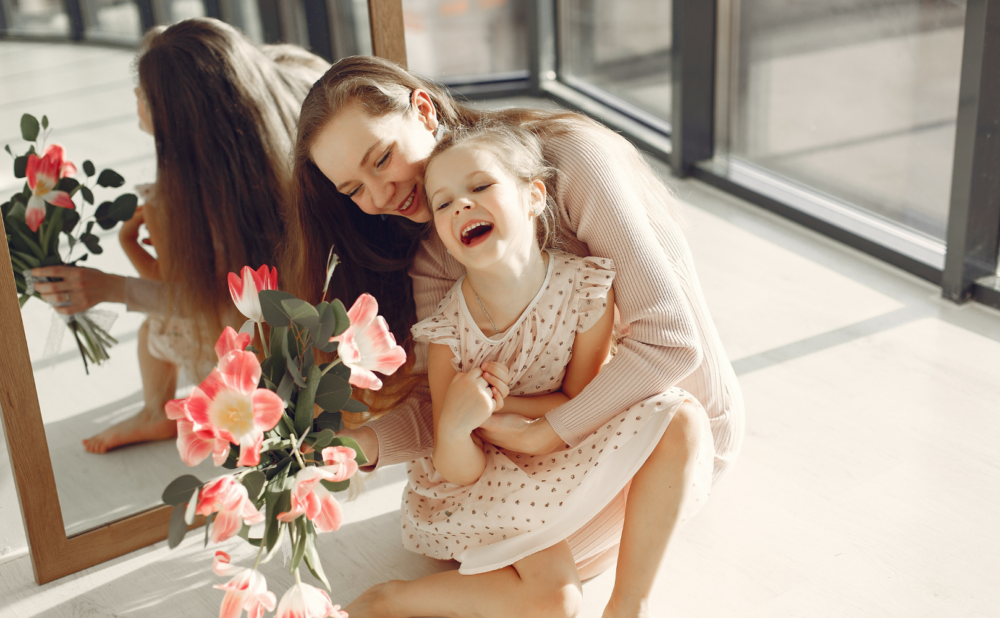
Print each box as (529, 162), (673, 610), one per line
(135, 87), (153, 135)
(426, 143), (545, 272)
(310, 90), (438, 224)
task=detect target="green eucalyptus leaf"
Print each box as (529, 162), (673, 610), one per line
(61, 207), (80, 233)
(80, 232), (102, 254)
(3, 144), (11, 156)
(314, 372), (351, 413)
(162, 474), (203, 505)
(320, 478), (350, 493)
(241, 470), (266, 501)
(94, 202), (115, 230)
(294, 364), (322, 436)
(258, 290), (299, 327)
(41, 115), (49, 130)
(330, 299), (350, 336)
(55, 177), (79, 193)
(20, 114), (39, 142)
(13, 155), (27, 179)
(96, 169), (125, 188)
(83, 160), (95, 176)
(109, 193), (138, 220)
(281, 298), (320, 331)
(309, 428), (336, 450)
(315, 302), (338, 346)
(302, 525), (331, 591)
(85, 220), (94, 234)
(167, 503), (189, 549)
(286, 354), (306, 388)
(269, 326), (288, 360)
(290, 518), (308, 572)
(278, 371), (296, 404)
(79, 185), (94, 205)
(314, 411), (343, 433)
(342, 398), (369, 414)
(202, 512), (217, 548)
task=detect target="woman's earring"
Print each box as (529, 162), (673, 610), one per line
(434, 124), (445, 140)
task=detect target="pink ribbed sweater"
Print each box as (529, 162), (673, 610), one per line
(368, 124), (743, 482)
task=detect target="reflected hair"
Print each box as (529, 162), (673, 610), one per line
(136, 18), (328, 339)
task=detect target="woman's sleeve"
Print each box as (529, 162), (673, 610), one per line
(365, 237), (465, 468)
(543, 129), (703, 447)
(124, 277), (167, 315)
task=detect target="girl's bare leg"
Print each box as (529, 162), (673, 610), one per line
(345, 540), (583, 618)
(602, 401), (706, 618)
(83, 318), (179, 453)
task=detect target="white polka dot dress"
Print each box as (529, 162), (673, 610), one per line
(405, 251), (715, 574)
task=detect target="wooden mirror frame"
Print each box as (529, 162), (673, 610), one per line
(2, 0), (408, 585)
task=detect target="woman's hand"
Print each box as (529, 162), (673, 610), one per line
(475, 414), (567, 455)
(438, 368), (496, 437)
(118, 206), (159, 279)
(480, 361), (510, 412)
(29, 265), (126, 315)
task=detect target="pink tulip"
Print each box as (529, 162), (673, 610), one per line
(197, 477), (265, 544)
(331, 294), (407, 390)
(275, 582), (347, 618)
(185, 327), (284, 467)
(167, 400), (233, 467)
(25, 144), (77, 232)
(228, 265), (278, 323)
(213, 551), (277, 618)
(321, 446), (359, 480)
(275, 460), (357, 532)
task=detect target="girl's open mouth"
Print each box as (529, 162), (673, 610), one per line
(396, 187), (418, 216)
(460, 221), (494, 247)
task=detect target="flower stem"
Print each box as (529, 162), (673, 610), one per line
(257, 321), (270, 357)
(319, 358), (342, 377)
(294, 567), (302, 585)
(252, 530), (267, 570)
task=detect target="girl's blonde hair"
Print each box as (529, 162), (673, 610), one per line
(428, 120), (560, 250)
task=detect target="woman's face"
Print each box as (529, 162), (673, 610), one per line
(310, 91), (439, 224)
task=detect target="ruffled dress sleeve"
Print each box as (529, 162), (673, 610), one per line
(410, 284), (464, 371)
(574, 256), (615, 333)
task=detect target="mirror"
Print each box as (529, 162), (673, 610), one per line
(1, 3), (409, 585)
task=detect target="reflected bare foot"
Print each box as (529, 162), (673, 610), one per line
(82, 406), (177, 454)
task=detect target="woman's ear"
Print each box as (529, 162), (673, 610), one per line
(528, 179), (546, 216)
(411, 89), (439, 135)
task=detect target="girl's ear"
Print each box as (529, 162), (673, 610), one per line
(528, 179), (547, 216)
(411, 89), (439, 135)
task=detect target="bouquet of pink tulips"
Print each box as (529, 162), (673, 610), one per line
(161, 259), (406, 617)
(2, 113), (138, 372)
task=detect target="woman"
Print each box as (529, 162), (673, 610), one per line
(285, 56), (744, 617)
(30, 19), (329, 454)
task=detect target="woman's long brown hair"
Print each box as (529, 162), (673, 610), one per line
(137, 18), (327, 338)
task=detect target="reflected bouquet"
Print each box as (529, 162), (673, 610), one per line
(161, 258), (406, 616)
(2, 113), (138, 372)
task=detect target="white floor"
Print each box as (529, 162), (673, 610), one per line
(2, 41), (1000, 617)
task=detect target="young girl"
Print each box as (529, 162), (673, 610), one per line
(397, 121), (715, 603)
(30, 19), (329, 453)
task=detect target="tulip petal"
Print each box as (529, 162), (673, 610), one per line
(185, 371), (228, 426)
(215, 326), (252, 360)
(311, 485), (344, 533)
(25, 195), (47, 232)
(237, 431), (264, 467)
(211, 506), (243, 544)
(212, 551), (235, 576)
(251, 389), (284, 432)
(212, 439), (231, 466)
(165, 398), (189, 421)
(345, 293), (378, 330)
(177, 419), (213, 467)
(219, 350), (262, 395)
(346, 366), (383, 390)
(45, 190), (75, 210)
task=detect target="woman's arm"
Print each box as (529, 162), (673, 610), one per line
(499, 288), (616, 420)
(119, 205), (160, 280)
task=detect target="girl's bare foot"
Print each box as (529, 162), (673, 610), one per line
(82, 407), (177, 453)
(343, 581), (402, 618)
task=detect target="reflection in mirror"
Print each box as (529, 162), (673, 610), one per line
(4, 43), (218, 538)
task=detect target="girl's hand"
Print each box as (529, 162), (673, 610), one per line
(475, 415), (567, 455)
(480, 361), (510, 412)
(439, 368), (496, 436)
(29, 265), (126, 315)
